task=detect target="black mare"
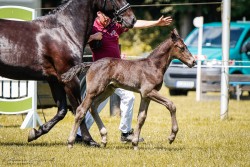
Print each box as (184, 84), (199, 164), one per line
(0, 0), (136, 146)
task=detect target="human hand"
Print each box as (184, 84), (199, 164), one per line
(156, 16), (172, 26)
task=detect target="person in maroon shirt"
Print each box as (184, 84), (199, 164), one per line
(89, 14), (126, 61)
(77, 11), (172, 146)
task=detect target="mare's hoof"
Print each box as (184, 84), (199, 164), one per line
(28, 128), (37, 142)
(83, 139), (100, 147)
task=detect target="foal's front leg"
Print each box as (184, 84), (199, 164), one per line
(64, 77), (99, 147)
(147, 90), (178, 144)
(132, 98), (150, 150)
(89, 89), (115, 147)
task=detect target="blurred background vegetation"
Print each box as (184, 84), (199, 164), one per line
(42, 0), (250, 56)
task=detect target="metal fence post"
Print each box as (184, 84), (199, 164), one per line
(109, 93), (121, 116)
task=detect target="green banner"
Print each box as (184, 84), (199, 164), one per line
(0, 7), (33, 20)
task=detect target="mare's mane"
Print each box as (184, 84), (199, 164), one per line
(34, 0), (74, 27)
(48, 0), (71, 15)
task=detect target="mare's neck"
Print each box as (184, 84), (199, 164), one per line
(35, 0), (101, 51)
(56, 0), (98, 49)
(148, 38), (173, 73)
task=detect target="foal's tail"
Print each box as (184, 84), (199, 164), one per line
(61, 62), (92, 82)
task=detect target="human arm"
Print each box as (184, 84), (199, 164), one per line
(133, 16), (172, 29)
(87, 32), (103, 43)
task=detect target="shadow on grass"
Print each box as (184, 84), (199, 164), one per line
(84, 141), (186, 151)
(104, 145), (185, 151)
(0, 141), (66, 147)
(0, 140), (185, 151)
(0, 125), (20, 128)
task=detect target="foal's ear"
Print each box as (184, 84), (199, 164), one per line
(171, 28), (180, 42)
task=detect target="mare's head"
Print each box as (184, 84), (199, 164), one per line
(170, 29), (196, 68)
(97, 0), (136, 28)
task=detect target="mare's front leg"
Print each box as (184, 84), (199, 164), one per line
(28, 79), (68, 142)
(147, 89), (178, 144)
(132, 98), (150, 150)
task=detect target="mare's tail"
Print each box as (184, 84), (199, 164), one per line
(61, 62), (92, 82)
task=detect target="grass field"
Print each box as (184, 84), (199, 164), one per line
(0, 86), (249, 167)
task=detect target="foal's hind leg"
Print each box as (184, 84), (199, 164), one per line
(132, 98), (150, 150)
(147, 90), (178, 144)
(68, 94), (93, 148)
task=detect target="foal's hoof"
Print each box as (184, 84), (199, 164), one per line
(68, 142), (74, 149)
(132, 142), (139, 150)
(83, 139), (100, 147)
(68, 145), (73, 149)
(133, 146), (139, 151)
(168, 135), (176, 144)
(101, 142), (107, 148)
(28, 128), (37, 142)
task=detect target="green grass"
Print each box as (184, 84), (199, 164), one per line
(0, 86), (249, 166)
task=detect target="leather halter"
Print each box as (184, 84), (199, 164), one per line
(102, 0), (131, 24)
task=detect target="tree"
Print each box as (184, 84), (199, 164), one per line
(122, 0), (223, 56)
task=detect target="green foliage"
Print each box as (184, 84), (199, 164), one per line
(123, 0), (249, 56)
(231, 0), (250, 19)
(120, 26), (173, 56)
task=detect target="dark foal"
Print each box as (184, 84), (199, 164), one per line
(62, 29), (196, 150)
(0, 0), (135, 146)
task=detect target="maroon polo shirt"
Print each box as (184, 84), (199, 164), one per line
(90, 18), (128, 61)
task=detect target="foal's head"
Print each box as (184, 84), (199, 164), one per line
(170, 29), (196, 68)
(98, 0), (136, 28)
